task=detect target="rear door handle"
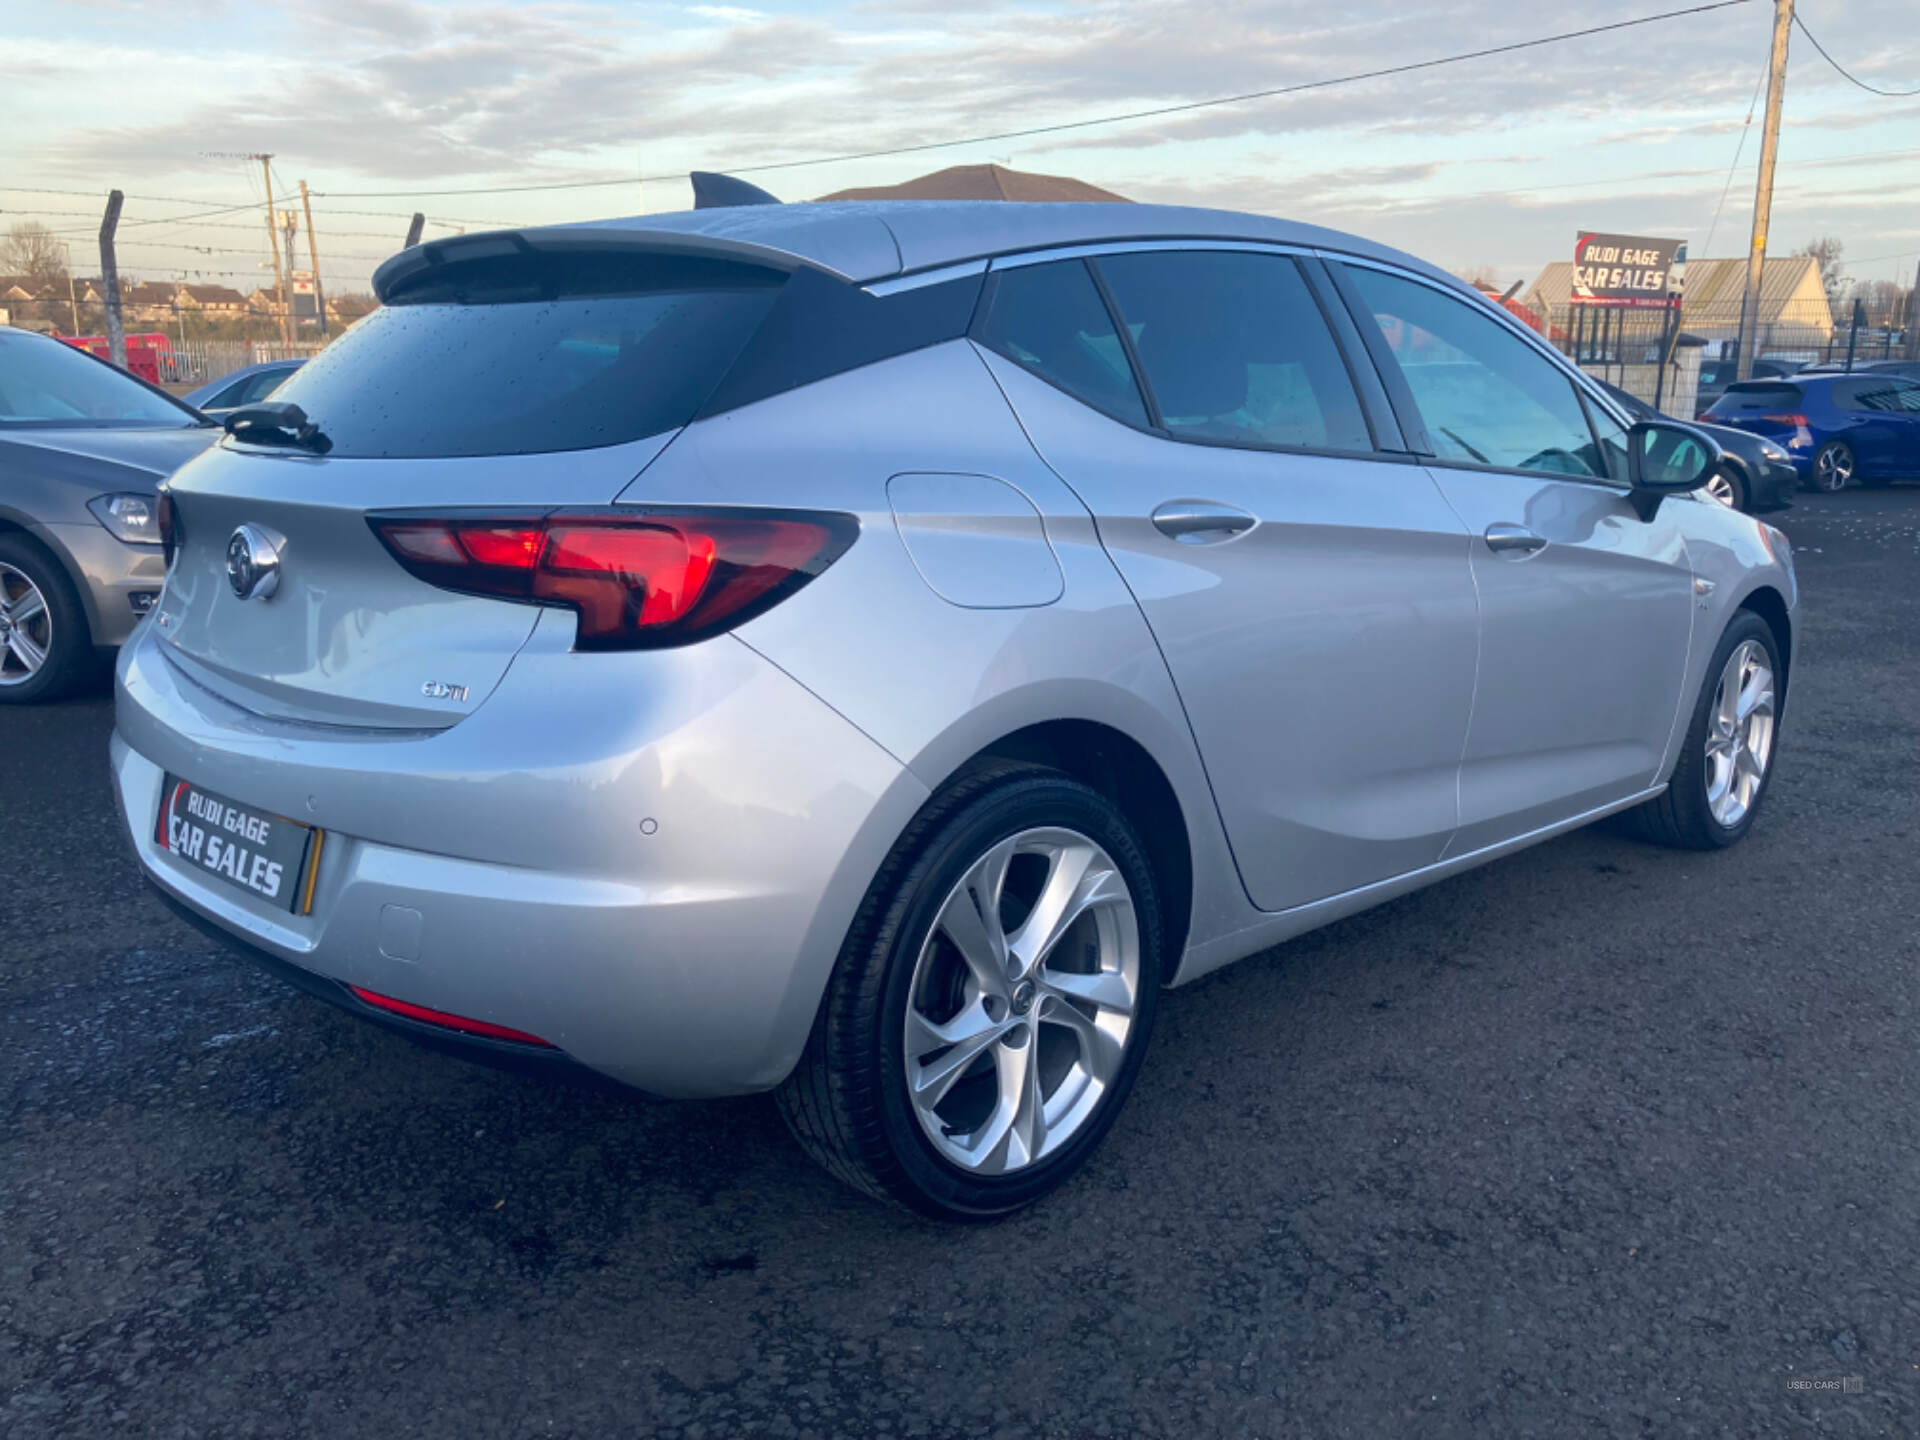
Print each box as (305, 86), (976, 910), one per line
(1152, 500), (1257, 543)
(1484, 523), (1547, 556)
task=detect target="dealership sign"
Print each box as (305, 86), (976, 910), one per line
(1570, 232), (1684, 308)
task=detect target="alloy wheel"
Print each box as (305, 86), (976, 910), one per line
(903, 827), (1140, 1175)
(1704, 638), (1775, 828)
(1813, 443), (1853, 492)
(0, 562), (53, 687)
(1703, 472), (1739, 508)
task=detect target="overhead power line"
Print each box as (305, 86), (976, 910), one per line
(308, 0), (1759, 200)
(1794, 10), (1920, 96)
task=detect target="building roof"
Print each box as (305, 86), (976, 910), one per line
(179, 284), (247, 306)
(816, 163), (1130, 204)
(377, 199), (1460, 298)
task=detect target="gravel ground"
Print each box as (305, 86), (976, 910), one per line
(3, 488), (1917, 1439)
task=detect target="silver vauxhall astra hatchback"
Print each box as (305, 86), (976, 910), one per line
(114, 200), (1797, 1217)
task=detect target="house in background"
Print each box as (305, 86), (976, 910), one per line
(817, 163), (1130, 203)
(177, 284), (249, 317)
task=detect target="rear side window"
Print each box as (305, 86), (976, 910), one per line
(1834, 378), (1917, 412)
(1344, 265), (1607, 479)
(1095, 250), (1372, 452)
(1710, 383), (1802, 412)
(240, 367), (292, 404)
(971, 259), (1149, 427)
(271, 252), (784, 458)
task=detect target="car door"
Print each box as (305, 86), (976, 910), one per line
(1327, 260), (1695, 851)
(972, 248), (1480, 912)
(1834, 377), (1918, 470)
(1893, 379), (1920, 468)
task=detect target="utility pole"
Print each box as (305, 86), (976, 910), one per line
(1735, 0), (1793, 381)
(260, 156), (293, 347)
(1906, 259), (1920, 362)
(56, 242), (79, 334)
(99, 190), (126, 367)
(299, 180), (329, 338)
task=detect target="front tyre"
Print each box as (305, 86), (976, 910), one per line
(1618, 612), (1781, 850)
(778, 765), (1162, 1219)
(0, 535), (93, 705)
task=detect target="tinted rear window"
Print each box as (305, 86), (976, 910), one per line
(1709, 383), (1801, 411)
(270, 252), (784, 458)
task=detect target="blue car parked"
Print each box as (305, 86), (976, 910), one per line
(1704, 372), (1920, 492)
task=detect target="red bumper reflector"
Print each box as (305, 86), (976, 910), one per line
(348, 986), (554, 1047)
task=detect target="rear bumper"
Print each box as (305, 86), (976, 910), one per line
(113, 623), (928, 1097)
(147, 877), (618, 1087)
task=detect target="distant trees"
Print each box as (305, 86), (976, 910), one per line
(1, 221), (69, 289)
(1796, 236), (1847, 309)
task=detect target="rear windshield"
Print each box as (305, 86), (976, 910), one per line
(1708, 383), (1801, 412)
(268, 252), (785, 458)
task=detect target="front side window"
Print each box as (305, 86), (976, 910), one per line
(971, 259), (1148, 427)
(1094, 250), (1372, 453)
(1345, 266), (1609, 479)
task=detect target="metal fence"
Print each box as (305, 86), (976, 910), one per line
(1528, 294), (1913, 414)
(154, 339), (329, 387)
(1536, 296), (1911, 370)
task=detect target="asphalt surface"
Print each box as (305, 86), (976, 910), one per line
(5, 489), (1919, 1440)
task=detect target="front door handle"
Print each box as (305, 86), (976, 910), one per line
(1484, 523), (1548, 556)
(1152, 500), (1257, 543)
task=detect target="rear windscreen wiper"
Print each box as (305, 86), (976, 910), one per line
(225, 401), (332, 454)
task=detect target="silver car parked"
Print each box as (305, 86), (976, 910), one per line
(1, 328), (218, 701)
(113, 201), (1797, 1216)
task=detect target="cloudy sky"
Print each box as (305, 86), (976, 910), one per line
(5, 0), (1917, 297)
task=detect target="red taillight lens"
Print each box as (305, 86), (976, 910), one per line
(1757, 413), (1810, 427)
(368, 508), (856, 650)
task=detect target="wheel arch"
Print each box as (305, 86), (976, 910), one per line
(0, 512), (101, 640)
(1737, 583), (1793, 696)
(947, 718), (1196, 969)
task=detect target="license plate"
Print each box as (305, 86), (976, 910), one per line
(155, 776), (321, 913)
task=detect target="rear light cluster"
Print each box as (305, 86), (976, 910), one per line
(368, 508), (856, 651)
(1757, 413), (1811, 427)
(156, 485), (178, 566)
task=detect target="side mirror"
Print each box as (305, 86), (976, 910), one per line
(1626, 420), (1724, 520)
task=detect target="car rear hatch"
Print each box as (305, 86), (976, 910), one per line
(1705, 381), (1807, 436)
(151, 237), (792, 730)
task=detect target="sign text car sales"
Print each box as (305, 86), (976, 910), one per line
(1571, 231), (1684, 308)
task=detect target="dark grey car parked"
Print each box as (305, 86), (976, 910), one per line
(0, 328), (217, 701)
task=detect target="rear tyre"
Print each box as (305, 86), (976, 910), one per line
(0, 534), (92, 705)
(1615, 612), (1780, 851)
(777, 764), (1163, 1219)
(1809, 440), (1854, 493)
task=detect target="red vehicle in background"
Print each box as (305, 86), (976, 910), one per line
(56, 332), (174, 385)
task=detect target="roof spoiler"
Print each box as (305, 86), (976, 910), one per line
(691, 172), (782, 209)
